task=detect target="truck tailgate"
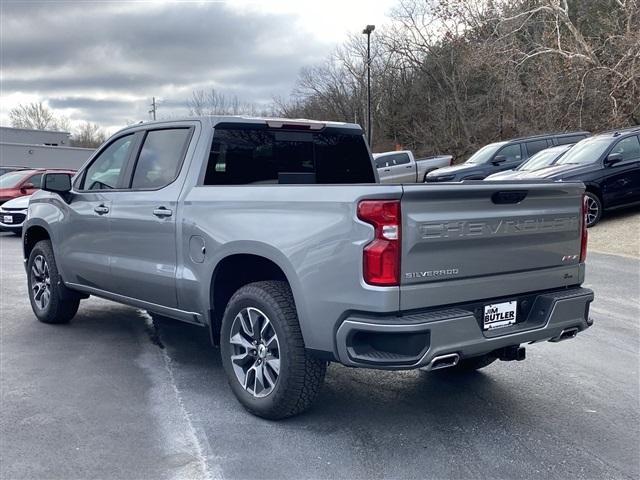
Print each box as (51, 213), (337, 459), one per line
(400, 181), (585, 311)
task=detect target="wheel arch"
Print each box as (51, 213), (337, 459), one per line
(23, 223), (52, 262)
(208, 252), (301, 346)
(583, 183), (603, 202)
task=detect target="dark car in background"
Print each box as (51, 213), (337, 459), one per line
(522, 128), (640, 226)
(485, 143), (574, 180)
(0, 168), (76, 205)
(426, 131), (590, 182)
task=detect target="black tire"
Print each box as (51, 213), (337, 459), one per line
(27, 240), (80, 324)
(449, 353), (496, 372)
(584, 191), (602, 227)
(220, 281), (327, 419)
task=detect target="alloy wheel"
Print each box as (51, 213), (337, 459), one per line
(30, 255), (51, 310)
(229, 307), (281, 398)
(586, 195), (599, 226)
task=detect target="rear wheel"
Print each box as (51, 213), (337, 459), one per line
(584, 191), (602, 227)
(27, 240), (80, 324)
(220, 281), (326, 419)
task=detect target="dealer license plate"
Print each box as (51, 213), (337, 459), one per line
(483, 301), (517, 330)
(3, 215), (13, 224)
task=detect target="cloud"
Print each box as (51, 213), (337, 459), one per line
(0, 1), (330, 129)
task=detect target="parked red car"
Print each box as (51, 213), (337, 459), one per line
(0, 168), (76, 205)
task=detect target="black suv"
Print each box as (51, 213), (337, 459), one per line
(522, 127), (640, 226)
(425, 131), (590, 182)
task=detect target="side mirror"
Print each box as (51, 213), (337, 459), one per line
(492, 155), (507, 165)
(42, 173), (72, 194)
(20, 183), (35, 194)
(604, 152), (623, 167)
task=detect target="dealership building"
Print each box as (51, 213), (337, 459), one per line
(0, 126), (95, 170)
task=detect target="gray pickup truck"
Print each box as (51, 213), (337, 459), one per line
(23, 116), (593, 419)
(374, 150), (453, 183)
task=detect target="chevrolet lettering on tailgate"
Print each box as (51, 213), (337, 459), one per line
(419, 217), (578, 240)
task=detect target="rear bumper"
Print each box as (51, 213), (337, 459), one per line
(335, 287), (594, 370)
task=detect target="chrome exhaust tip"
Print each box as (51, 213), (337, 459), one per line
(427, 353), (460, 371)
(549, 327), (579, 343)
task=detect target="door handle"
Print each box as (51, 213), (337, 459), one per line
(94, 205), (109, 215)
(405, 165), (412, 168)
(384, 168), (391, 172)
(153, 207), (173, 217)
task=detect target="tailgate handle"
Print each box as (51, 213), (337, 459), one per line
(492, 190), (528, 204)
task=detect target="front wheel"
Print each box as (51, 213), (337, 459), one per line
(584, 192), (602, 227)
(27, 240), (80, 324)
(220, 281), (327, 419)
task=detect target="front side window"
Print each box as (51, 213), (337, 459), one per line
(26, 174), (43, 188)
(131, 129), (191, 189)
(497, 144), (522, 162)
(82, 134), (134, 190)
(610, 135), (640, 161)
(392, 153), (411, 165)
(204, 125), (374, 185)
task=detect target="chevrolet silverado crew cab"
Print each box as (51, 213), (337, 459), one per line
(374, 150), (452, 183)
(23, 117), (594, 419)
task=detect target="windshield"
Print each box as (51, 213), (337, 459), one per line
(517, 148), (566, 171)
(0, 171), (30, 188)
(465, 142), (505, 164)
(556, 138), (610, 165)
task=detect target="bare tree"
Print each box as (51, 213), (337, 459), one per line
(187, 89), (269, 116)
(277, 0), (639, 159)
(72, 122), (106, 148)
(9, 102), (71, 131)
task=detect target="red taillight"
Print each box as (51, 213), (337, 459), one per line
(357, 200), (401, 286)
(580, 194), (588, 262)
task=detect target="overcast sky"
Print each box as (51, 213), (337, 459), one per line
(1, 0), (395, 133)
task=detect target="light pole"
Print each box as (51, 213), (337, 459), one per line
(362, 24), (375, 147)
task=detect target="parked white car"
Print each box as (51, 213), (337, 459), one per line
(374, 150), (453, 183)
(0, 193), (30, 235)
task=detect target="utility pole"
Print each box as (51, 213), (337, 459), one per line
(362, 24), (375, 147)
(149, 97), (157, 121)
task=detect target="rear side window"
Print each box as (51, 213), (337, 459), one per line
(375, 153), (408, 168)
(525, 139), (549, 157)
(82, 134), (134, 190)
(557, 135), (588, 145)
(391, 153), (411, 165)
(204, 125), (375, 185)
(610, 135), (640, 161)
(131, 129), (191, 189)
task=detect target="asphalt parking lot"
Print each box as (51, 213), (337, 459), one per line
(1, 231), (638, 480)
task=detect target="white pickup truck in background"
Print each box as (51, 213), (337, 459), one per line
(374, 150), (453, 183)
